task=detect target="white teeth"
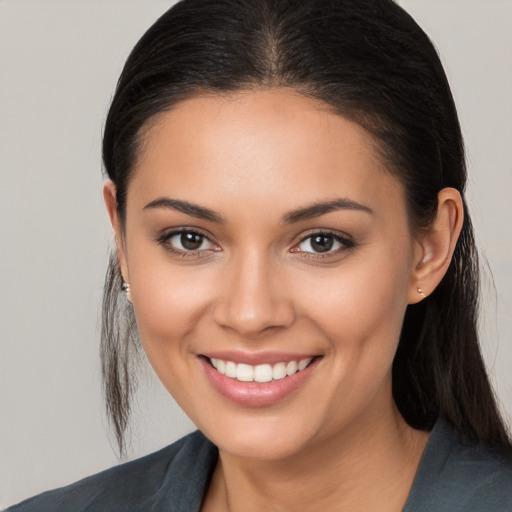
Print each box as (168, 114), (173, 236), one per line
(286, 360), (298, 376)
(216, 359), (226, 375)
(254, 364), (273, 383)
(298, 358), (312, 371)
(236, 363), (254, 382)
(225, 361), (237, 378)
(209, 357), (315, 382)
(272, 362), (287, 380)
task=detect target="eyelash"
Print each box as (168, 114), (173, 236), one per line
(156, 228), (220, 259)
(156, 228), (355, 260)
(292, 230), (356, 260)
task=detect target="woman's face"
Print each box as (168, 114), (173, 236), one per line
(115, 89), (423, 460)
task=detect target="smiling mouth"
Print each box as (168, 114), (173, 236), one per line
(206, 356), (317, 383)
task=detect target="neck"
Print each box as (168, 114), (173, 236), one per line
(203, 403), (429, 512)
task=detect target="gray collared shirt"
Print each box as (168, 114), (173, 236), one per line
(7, 420), (512, 511)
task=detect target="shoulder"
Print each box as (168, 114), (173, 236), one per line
(404, 420), (512, 512)
(5, 430), (217, 512)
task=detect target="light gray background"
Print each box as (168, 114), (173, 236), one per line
(1, 0), (511, 508)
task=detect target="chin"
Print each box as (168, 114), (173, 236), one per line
(219, 433), (311, 461)
(198, 413), (323, 461)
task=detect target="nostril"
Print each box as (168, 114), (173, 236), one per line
(213, 297), (296, 336)
(211, 266), (296, 335)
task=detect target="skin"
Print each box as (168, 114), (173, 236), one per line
(104, 88), (463, 511)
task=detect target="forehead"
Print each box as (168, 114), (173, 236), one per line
(128, 88), (405, 218)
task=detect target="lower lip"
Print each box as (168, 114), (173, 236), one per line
(199, 357), (320, 407)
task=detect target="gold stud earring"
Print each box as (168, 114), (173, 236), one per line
(417, 287), (426, 298)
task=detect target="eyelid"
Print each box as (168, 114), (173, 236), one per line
(290, 229), (355, 257)
(156, 227), (221, 258)
(155, 226), (355, 260)
(295, 228), (354, 245)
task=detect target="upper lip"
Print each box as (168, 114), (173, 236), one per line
(199, 351), (319, 366)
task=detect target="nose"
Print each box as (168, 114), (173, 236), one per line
(213, 249), (296, 338)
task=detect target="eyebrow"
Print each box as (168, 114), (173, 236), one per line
(143, 196), (373, 225)
(143, 197), (225, 223)
(283, 198), (373, 224)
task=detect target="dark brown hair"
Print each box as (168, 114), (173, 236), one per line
(101, 0), (511, 455)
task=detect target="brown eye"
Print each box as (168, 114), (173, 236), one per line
(161, 229), (219, 253)
(298, 234), (339, 253)
(180, 232), (204, 250)
(310, 235), (334, 253)
(294, 231), (354, 256)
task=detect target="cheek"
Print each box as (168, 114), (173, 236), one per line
(126, 247), (215, 364)
(296, 249), (412, 383)
(130, 242), (411, 352)
(291, 256), (411, 430)
(305, 259), (409, 334)
(128, 263), (217, 408)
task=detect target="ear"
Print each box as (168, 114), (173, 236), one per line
(103, 180), (129, 285)
(408, 187), (464, 304)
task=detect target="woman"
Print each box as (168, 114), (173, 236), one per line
(7, 0), (512, 510)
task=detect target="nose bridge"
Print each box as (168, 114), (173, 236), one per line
(214, 245), (294, 336)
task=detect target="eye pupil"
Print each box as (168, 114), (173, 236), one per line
(311, 235), (334, 253)
(181, 232), (203, 250)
